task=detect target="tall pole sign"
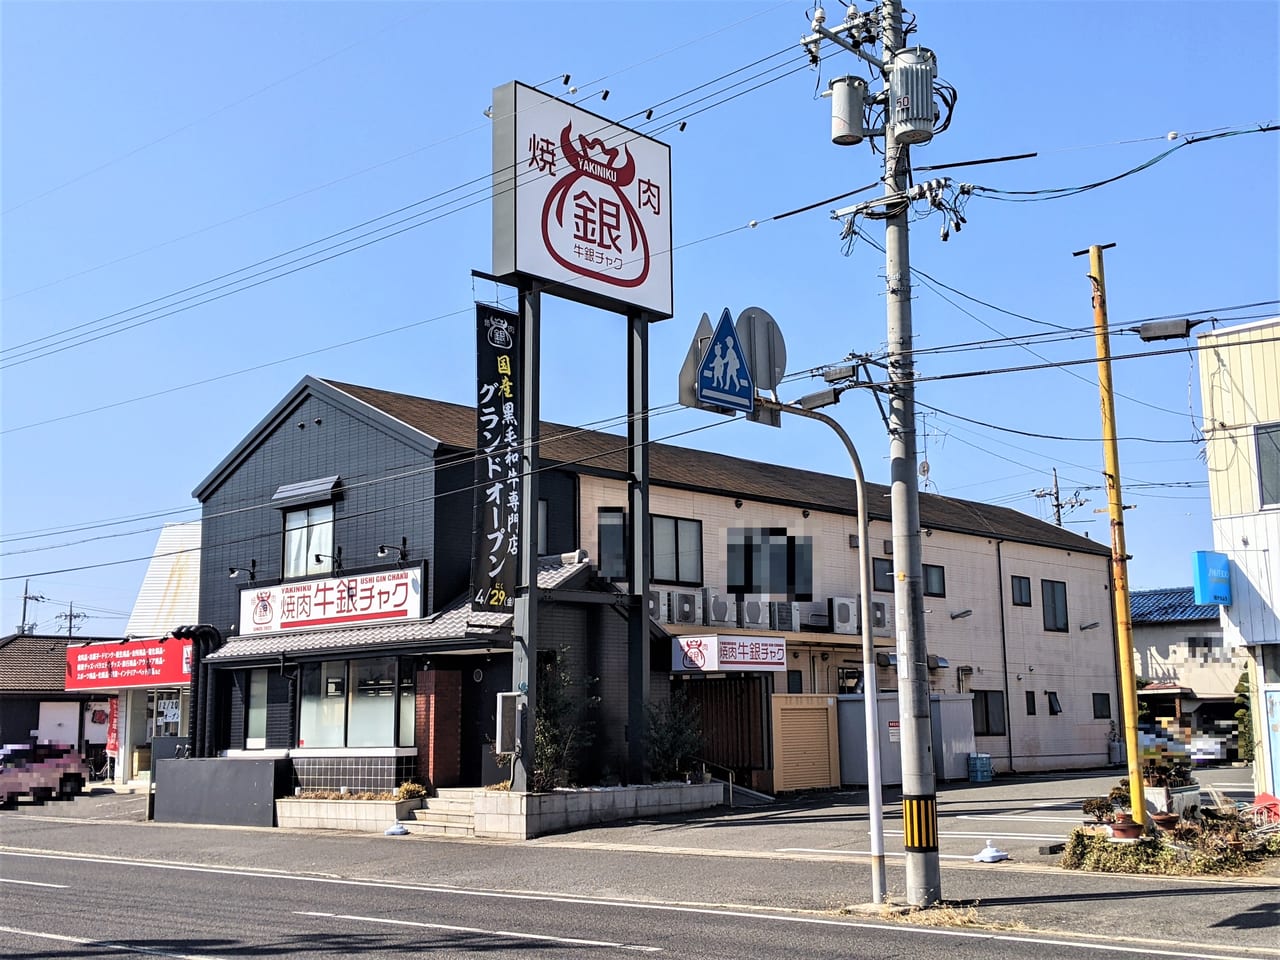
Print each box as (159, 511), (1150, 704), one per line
(489, 80), (673, 789)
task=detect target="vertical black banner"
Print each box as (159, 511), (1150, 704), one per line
(472, 304), (523, 612)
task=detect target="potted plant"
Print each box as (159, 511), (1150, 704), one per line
(1108, 781), (1143, 839)
(1081, 796), (1114, 835)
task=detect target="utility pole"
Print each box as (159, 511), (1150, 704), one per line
(801, 0), (943, 906)
(1075, 242), (1145, 827)
(881, 0), (939, 906)
(55, 601), (87, 638)
(19, 580), (47, 636)
(1034, 468), (1089, 527)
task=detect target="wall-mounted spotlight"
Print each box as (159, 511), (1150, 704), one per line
(229, 559), (257, 583)
(1079, 621), (1100, 631)
(314, 546), (343, 574)
(734, 499), (743, 509)
(802, 509), (811, 519)
(377, 537), (409, 564)
(950, 609), (973, 620)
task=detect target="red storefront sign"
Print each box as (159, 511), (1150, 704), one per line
(66, 637), (193, 691)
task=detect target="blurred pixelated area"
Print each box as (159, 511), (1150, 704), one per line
(1, 742), (89, 808)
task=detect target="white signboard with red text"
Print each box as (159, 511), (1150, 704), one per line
(238, 566), (423, 634)
(672, 634), (787, 673)
(492, 81), (673, 318)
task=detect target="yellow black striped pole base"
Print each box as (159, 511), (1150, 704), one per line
(902, 794), (938, 852)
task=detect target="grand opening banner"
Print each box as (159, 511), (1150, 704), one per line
(472, 304), (523, 613)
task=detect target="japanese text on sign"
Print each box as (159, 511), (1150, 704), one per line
(472, 304), (522, 612)
(237, 567), (424, 634)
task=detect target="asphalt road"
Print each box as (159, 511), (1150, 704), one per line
(1, 766), (1276, 959)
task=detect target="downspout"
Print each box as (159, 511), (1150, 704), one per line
(995, 540), (1014, 773)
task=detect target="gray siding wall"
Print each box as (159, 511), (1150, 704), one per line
(197, 391), (437, 636)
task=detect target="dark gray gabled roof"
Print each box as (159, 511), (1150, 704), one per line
(321, 379), (1109, 558)
(0, 634), (117, 692)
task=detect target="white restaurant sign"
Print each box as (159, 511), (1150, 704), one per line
(238, 566), (424, 635)
(672, 634), (787, 673)
(491, 80), (673, 318)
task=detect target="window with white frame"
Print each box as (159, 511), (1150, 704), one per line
(1258, 422), (1280, 507)
(284, 503), (334, 578)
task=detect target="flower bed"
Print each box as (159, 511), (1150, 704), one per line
(275, 796), (422, 831)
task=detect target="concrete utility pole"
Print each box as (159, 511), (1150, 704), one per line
(1034, 468), (1089, 527)
(880, 0), (940, 905)
(1076, 243), (1145, 826)
(800, 0), (942, 905)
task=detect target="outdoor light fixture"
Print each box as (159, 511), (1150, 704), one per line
(950, 609), (973, 620)
(734, 499), (743, 509)
(228, 560), (257, 582)
(314, 546), (343, 573)
(377, 537), (409, 563)
(1080, 621), (1101, 631)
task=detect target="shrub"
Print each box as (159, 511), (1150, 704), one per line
(646, 686), (703, 782)
(1081, 797), (1113, 823)
(396, 781), (428, 801)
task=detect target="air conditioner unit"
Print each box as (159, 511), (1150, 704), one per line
(669, 591), (703, 625)
(799, 600), (830, 631)
(738, 596), (768, 629)
(769, 601), (802, 632)
(828, 596), (860, 635)
(871, 599), (894, 638)
(647, 590), (665, 622)
(702, 587), (736, 628)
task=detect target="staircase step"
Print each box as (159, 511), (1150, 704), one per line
(402, 819), (474, 838)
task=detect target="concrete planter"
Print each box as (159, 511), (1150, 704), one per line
(275, 796), (422, 831)
(473, 781), (724, 840)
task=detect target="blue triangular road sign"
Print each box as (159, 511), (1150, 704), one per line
(696, 308), (755, 413)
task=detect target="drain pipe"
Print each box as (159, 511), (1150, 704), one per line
(994, 540), (1014, 773)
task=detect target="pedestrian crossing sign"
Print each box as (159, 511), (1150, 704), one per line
(696, 308), (754, 413)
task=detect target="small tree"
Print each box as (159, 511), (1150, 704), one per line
(531, 650), (599, 792)
(1234, 670), (1253, 762)
(646, 686), (703, 782)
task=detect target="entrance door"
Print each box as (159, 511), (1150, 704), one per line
(37, 702), (80, 747)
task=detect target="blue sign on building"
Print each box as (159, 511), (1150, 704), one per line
(1192, 550), (1232, 605)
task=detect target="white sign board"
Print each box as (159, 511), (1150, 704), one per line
(492, 81), (673, 318)
(238, 566), (424, 635)
(672, 634), (787, 673)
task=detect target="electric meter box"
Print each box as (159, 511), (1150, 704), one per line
(889, 47), (938, 145)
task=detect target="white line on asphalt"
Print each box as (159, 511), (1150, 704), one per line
(960, 814), (1084, 824)
(777, 848), (975, 860)
(297, 910), (661, 952)
(884, 829), (1068, 842)
(0, 925), (215, 959)
(0, 877), (67, 888)
(3, 852), (1272, 960)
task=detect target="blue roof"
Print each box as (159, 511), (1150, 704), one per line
(1129, 587), (1220, 624)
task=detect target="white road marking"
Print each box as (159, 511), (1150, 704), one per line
(0, 925), (214, 959)
(1, 851), (1269, 960)
(0, 877), (67, 888)
(777, 847), (975, 860)
(298, 910), (661, 952)
(884, 829), (1068, 842)
(960, 814), (1085, 824)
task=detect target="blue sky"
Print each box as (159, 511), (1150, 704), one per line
(2, 1), (1277, 638)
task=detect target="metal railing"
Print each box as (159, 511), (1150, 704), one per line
(690, 756), (735, 808)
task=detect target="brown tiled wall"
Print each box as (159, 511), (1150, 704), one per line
(418, 669), (461, 788)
